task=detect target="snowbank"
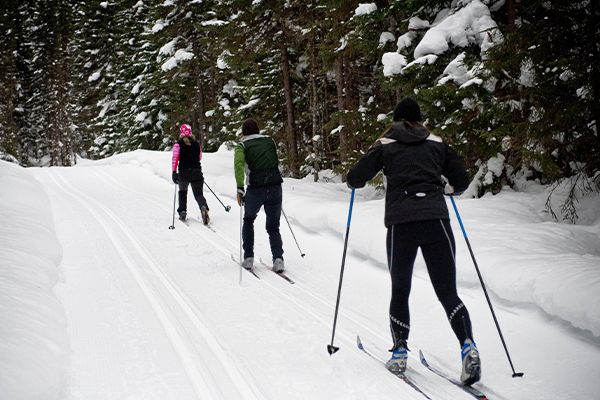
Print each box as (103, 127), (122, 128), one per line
(0, 161), (67, 400)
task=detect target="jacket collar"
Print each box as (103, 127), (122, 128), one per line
(241, 134), (267, 142)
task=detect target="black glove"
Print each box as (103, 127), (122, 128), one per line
(237, 187), (245, 206)
(172, 171), (179, 184)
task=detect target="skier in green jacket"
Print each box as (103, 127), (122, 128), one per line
(234, 118), (284, 272)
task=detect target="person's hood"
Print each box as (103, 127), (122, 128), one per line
(385, 121), (430, 144)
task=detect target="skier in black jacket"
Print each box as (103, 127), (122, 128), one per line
(171, 123), (209, 224)
(347, 97), (481, 385)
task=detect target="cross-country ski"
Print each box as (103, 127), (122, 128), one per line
(260, 259), (295, 284)
(357, 336), (433, 399)
(420, 350), (489, 400)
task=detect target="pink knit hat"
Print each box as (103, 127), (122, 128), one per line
(180, 124), (192, 137)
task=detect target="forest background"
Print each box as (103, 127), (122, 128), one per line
(0, 0), (598, 222)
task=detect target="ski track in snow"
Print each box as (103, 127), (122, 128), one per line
(26, 152), (600, 400)
(41, 169), (268, 400)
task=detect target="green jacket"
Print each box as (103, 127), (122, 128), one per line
(234, 134), (283, 189)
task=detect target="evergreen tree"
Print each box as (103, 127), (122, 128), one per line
(0, 0), (21, 162)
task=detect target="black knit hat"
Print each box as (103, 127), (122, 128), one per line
(393, 97), (422, 122)
(242, 118), (260, 136)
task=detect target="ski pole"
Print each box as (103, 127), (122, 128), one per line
(327, 188), (355, 355)
(449, 196), (524, 378)
(239, 201), (243, 284)
(281, 209), (306, 257)
(204, 181), (232, 212)
(168, 184), (177, 229)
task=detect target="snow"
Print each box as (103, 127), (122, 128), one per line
(218, 98), (231, 110)
(404, 55), (438, 71)
(439, 53), (471, 85)
(408, 16), (430, 30)
(152, 21), (165, 33)
(217, 51), (231, 70)
(354, 3), (377, 17)
(483, 153), (505, 185)
(131, 81), (142, 95)
(161, 57), (178, 72)
(0, 161), (67, 400)
(459, 77), (483, 89)
(97, 100), (112, 119)
(2, 147), (600, 400)
(378, 32), (395, 49)
(87, 70), (102, 82)
(175, 49), (194, 61)
(134, 111), (148, 123)
(335, 35), (348, 52)
(159, 38), (178, 56)
(222, 80), (238, 97)
(576, 86), (590, 99)
(330, 125), (344, 135)
(201, 19), (226, 26)
(519, 59), (535, 87)
(217, 56), (229, 70)
(238, 98), (260, 111)
(396, 32), (416, 51)
(413, 0), (502, 58)
(382, 52), (407, 76)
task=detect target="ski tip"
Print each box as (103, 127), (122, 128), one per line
(418, 350), (429, 366)
(356, 335), (364, 349)
(327, 344), (340, 355)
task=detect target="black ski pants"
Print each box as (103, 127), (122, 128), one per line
(242, 184), (283, 260)
(386, 219), (473, 347)
(177, 168), (208, 213)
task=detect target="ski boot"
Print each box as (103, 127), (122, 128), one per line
(178, 210), (187, 221)
(273, 258), (285, 273)
(460, 338), (481, 385)
(242, 257), (254, 271)
(201, 206), (210, 225)
(386, 341), (408, 375)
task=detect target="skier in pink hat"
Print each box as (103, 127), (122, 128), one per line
(171, 123), (210, 224)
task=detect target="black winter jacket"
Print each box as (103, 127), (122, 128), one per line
(347, 121), (469, 227)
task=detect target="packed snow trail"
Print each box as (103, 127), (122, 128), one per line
(39, 169), (267, 400)
(28, 149), (600, 400)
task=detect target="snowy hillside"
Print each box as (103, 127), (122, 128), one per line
(1, 148), (599, 400)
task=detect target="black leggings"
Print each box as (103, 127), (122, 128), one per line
(177, 168), (208, 212)
(387, 219), (473, 347)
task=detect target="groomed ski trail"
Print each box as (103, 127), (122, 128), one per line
(41, 168), (268, 400)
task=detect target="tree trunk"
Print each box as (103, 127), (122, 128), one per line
(507, 0), (516, 31)
(192, 40), (206, 146)
(335, 55), (348, 171)
(309, 31), (320, 182)
(280, 39), (299, 177)
(590, 0), (600, 173)
(194, 77), (206, 146)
